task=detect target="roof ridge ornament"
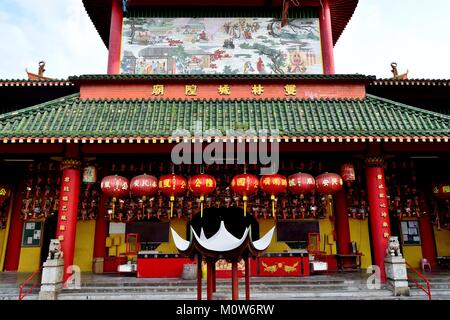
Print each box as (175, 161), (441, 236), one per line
(391, 62), (409, 80)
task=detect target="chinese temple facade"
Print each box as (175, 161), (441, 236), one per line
(0, 0), (449, 291)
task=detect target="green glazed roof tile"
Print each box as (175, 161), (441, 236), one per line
(0, 93), (448, 139)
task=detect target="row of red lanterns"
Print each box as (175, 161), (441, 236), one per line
(101, 172), (345, 219)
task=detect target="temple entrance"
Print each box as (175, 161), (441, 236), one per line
(188, 207), (259, 241)
(40, 213), (58, 265)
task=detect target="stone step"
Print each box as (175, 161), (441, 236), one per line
(77, 279), (354, 287)
(57, 289), (395, 300)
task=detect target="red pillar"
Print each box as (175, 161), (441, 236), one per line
(207, 260), (214, 300)
(366, 157), (391, 283)
(56, 154), (81, 282)
(93, 194), (108, 259)
(197, 255), (202, 300)
(319, 0), (335, 74)
(245, 258), (250, 300)
(334, 190), (351, 254)
(4, 187), (24, 271)
(231, 261), (239, 300)
(418, 194), (438, 268)
(212, 261), (216, 293)
(107, 0), (124, 74)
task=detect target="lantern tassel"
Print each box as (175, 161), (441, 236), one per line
(200, 196), (204, 218)
(243, 196), (248, 217)
(170, 196), (175, 218)
(328, 195), (333, 220)
(271, 195), (276, 220)
(112, 198), (116, 220)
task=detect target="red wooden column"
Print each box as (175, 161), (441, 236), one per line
(419, 194), (438, 267)
(245, 258), (250, 300)
(206, 260), (214, 300)
(107, 0), (124, 74)
(366, 157), (391, 283)
(3, 186), (24, 271)
(197, 255), (202, 300)
(56, 152), (82, 281)
(319, 0), (336, 74)
(231, 261), (239, 300)
(334, 190), (351, 254)
(212, 261), (216, 293)
(93, 194), (108, 259)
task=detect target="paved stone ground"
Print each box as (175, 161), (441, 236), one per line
(2, 270), (449, 300)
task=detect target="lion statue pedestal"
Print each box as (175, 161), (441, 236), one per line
(39, 239), (65, 300)
(384, 236), (410, 297)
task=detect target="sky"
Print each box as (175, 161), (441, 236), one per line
(0, 0), (449, 79)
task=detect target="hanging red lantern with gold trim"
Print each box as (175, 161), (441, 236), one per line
(130, 174), (158, 214)
(159, 174), (187, 218)
(287, 173), (315, 197)
(260, 174), (287, 219)
(130, 174), (158, 201)
(101, 175), (129, 218)
(316, 173), (343, 219)
(188, 174), (216, 218)
(231, 174), (259, 216)
(340, 164), (356, 186)
(433, 184), (450, 200)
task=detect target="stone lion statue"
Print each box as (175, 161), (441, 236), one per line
(386, 236), (402, 257)
(47, 239), (64, 260)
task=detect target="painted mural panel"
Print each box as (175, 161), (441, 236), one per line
(121, 18), (323, 75)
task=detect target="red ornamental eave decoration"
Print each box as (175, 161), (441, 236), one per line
(341, 164), (356, 183)
(101, 175), (129, 218)
(159, 174), (187, 217)
(287, 173), (316, 197)
(231, 174), (259, 216)
(433, 184), (450, 200)
(188, 174), (217, 218)
(130, 174), (158, 200)
(260, 174), (288, 219)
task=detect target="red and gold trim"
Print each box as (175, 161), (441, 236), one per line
(0, 136), (448, 144)
(60, 159), (82, 171)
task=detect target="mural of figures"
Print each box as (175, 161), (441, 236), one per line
(121, 17), (323, 75)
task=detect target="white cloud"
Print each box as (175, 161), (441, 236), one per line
(335, 0), (450, 79)
(0, 0), (449, 79)
(0, 0), (107, 79)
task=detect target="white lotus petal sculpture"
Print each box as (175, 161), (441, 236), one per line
(170, 221), (274, 258)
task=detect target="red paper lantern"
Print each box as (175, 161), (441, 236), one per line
(188, 174), (217, 218)
(260, 174), (288, 219)
(287, 173), (315, 196)
(231, 174), (259, 216)
(159, 174), (187, 217)
(340, 164), (356, 183)
(188, 174), (216, 197)
(316, 173), (343, 195)
(260, 174), (288, 197)
(231, 174), (259, 198)
(159, 174), (187, 199)
(130, 174), (158, 200)
(101, 175), (129, 218)
(433, 184), (450, 200)
(101, 175), (129, 199)
(316, 173), (343, 219)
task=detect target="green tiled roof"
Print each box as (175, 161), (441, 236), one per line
(0, 94), (448, 140)
(69, 74), (375, 82)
